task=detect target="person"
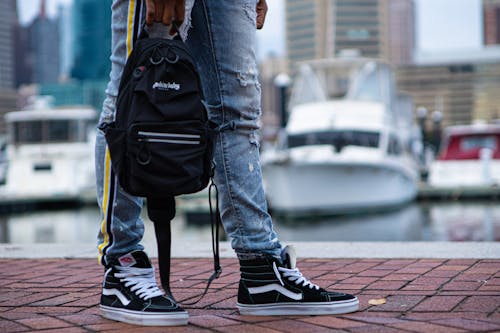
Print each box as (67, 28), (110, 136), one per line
(95, 0), (359, 326)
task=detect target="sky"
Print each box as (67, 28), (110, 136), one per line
(18, 0), (483, 59)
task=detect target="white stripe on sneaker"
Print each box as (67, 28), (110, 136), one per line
(247, 283), (303, 301)
(102, 288), (131, 306)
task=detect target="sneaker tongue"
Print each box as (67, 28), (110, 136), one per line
(118, 251), (152, 268)
(281, 245), (297, 269)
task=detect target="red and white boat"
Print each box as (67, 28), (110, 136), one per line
(429, 123), (500, 188)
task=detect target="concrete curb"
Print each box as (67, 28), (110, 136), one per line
(1, 241), (499, 259)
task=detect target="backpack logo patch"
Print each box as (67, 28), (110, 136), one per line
(152, 81), (181, 91)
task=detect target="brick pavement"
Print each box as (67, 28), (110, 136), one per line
(0, 257), (499, 332)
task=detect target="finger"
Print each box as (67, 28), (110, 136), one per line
(162, 1), (174, 26)
(155, 0), (165, 22)
(256, 0), (268, 29)
(145, 0), (155, 26)
(174, 0), (186, 24)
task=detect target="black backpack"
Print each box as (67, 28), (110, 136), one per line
(102, 34), (215, 197)
(101, 32), (221, 302)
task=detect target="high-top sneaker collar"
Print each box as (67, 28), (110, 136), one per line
(281, 245), (297, 269)
(107, 250), (152, 269)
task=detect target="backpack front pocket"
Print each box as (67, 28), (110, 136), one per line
(126, 121), (210, 196)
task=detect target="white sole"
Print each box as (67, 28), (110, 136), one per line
(237, 297), (359, 316)
(100, 305), (189, 326)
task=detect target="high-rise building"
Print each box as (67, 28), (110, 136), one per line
(0, 0), (18, 133)
(28, 0), (60, 84)
(0, 0), (17, 90)
(380, 0), (415, 66)
(58, 4), (73, 80)
(483, 0), (500, 45)
(285, 0), (415, 66)
(71, 0), (112, 80)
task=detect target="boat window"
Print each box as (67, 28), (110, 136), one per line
(12, 120), (83, 144)
(48, 120), (75, 141)
(460, 136), (497, 151)
(387, 136), (402, 155)
(14, 121), (43, 143)
(288, 130), (379, 152)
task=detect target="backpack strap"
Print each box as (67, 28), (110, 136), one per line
(147, 197), (175, 297)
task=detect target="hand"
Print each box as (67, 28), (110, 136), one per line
(145, 0), (185, 27)
(256, 0), (268, 29)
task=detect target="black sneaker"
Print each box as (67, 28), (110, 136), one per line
(100, 250), (188, 326)
(237, 245), (359, 315)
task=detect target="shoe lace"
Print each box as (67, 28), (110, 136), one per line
(278, 266), (320, 290)
(114, 266), (164, 300)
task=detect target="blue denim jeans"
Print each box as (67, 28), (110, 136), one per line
(96, 0), (282, 265)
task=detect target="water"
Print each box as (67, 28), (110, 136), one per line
(0, 201), (499, 244)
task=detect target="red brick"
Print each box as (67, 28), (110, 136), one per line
(336, 263), (380, 274)
(465, 264), (499, 274)
(423, 270), (461, 278)
(454, 273), (493, 281)
(342, 277), (379, 285)
(445, 259), (478, 266)
(390, 321), (466, 332)
(299, 316), (366, 329)
(410, 277), (450, 285)
(365, 280), (407, 290)
(380, 273), (419, 281)
(456, 296), (500, 313)
(484, 277), (500, 285)
(259, 318), (336, 333)
(441, 281), (483, 291)
(366, 295), (425, 312)
(315, 273), (353, 281)
(356, 270), (392, 278)
(343, 312), (405, 325)
(330, 283), (366, 290)
(394, 267), (433, 274)
(348, 324), (409, 333)
(214, 323), (284, 333)
(17, 316), (72, 330)
(188, 315), (240, 328)
(58, 313), (106, 326)
(0, 320), (30, 333)
(434, 318), (500, 332)
(401, 284), (442, 291)
(412, 296), (466, 312)
(221, 314), (282, 323)
(434, 265), (470, 271)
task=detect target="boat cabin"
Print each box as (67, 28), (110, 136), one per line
(437, 125), (500, 160)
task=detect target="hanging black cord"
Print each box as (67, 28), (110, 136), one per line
(181, 181), (222, 305)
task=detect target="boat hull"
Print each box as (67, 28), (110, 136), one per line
(263, 161), (417, 216)
(429, 160), (500, 188)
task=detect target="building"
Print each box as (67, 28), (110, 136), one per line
(484, 0), (500, 45)
(71, 0), (112, 80)
(0, 0), (18, 134)
(28, 0), (60, 84)
(380, 0), (416, 66)
(0, 0), (17, 90)
(259, 56), (289, 142)
(285, 0), (415, 66)
(397, 48), (500, 127)
(58, 4), (74, 80)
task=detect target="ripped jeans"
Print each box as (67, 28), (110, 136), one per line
(95, 0), (282, 265)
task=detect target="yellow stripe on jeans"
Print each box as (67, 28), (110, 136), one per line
(126, 0), (136, 57)
(97, 147), (112, 264)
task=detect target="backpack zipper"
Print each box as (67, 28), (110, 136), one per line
(138, 130), (201, 145)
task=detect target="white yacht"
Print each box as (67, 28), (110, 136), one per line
(428, 123), (500, 188)
(262, 58), (421, 216)
(0, 98), (97, 204)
